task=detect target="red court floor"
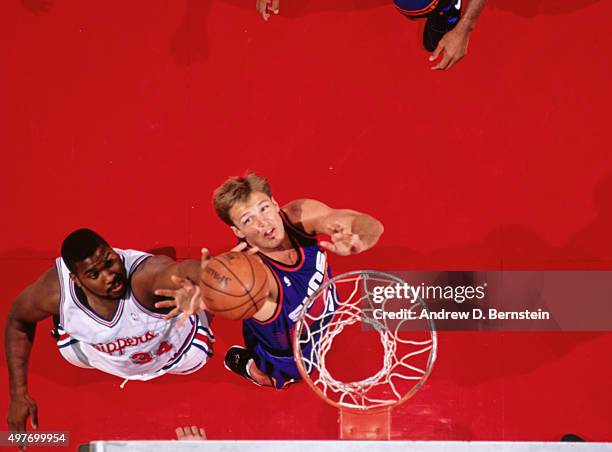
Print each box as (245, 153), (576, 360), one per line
(1, 0), (611, 448)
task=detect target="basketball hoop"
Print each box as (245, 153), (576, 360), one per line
(293, 271), (437, 440)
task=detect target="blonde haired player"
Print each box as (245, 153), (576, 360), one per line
(162, 173), (383, 388)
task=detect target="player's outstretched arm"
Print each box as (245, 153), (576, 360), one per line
(284, 199), (384, 256)
(129, 255), (203, 323)
(430, 0), (488, 71)
(5, 268), (60, 433)
(140, 255), (203, 294)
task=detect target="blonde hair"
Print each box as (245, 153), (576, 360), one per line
(213, 173), (272, 226)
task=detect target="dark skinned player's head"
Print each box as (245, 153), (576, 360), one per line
(61, 229), (127, 300)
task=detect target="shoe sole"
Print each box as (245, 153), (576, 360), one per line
(223, 345), (262, 387)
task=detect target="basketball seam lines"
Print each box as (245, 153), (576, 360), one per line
(208, 254), (265, 315)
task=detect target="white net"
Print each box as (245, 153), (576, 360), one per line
(294, 271), (437, 410)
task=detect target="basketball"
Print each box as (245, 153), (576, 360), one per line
(200, 251), (269, 320)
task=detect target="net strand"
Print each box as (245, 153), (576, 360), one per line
(296, 272), (436, 410)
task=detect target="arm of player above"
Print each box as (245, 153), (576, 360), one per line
(430, 0), (488, 71)
(5, 267), (60, 432)
(130, 254), (202, 315)
(284, 199), (384, 256)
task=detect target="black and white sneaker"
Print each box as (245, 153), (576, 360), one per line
(423, 0), (462, 52)
(224, 346), (261, 386)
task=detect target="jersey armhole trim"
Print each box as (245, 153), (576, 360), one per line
(280, 209), (317, 239)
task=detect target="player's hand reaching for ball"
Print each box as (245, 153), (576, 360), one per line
(154, 248), (212, 324)
(154, 244), (260, 323)
(154, 275), (203, 326)
(256, 0), (279, 21)
(319, 222), (366, 256)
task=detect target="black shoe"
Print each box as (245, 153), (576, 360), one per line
(224, 346), (261, 386)
(561, 434), (586, 442)
(423, 0), (462, 52)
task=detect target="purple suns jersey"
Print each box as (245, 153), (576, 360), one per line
(242, 211), (337, 364)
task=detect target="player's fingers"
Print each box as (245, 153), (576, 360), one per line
(271, 0), (279, 14)
(154, 290), (177, 300)
(163, 307), (182, 320)
(245, 246), (260, 255)
(445, 55), (461, 70)
(168, 307), (182, 319)
(333, 230), (353, 240)
(199, 428), (206, 439)
(429, 44), (443, 62)
(189, 287), (202, 307)
(231, 242), (248, 252)
(349, 235), (364, 254)
(319, 241), (338, 254)
(171, 274), (192, 287)
(432, 53), (450, 70)
(331, 232), (352, 248)
(256, 0), (270, 21)
(175, 427), (184, 438)
(441, 54), (454, 70)
(201, 248), (211, 269)
(155, 300), (176, 310)
(30, 405), (38, 430)
(190, 426), (199, 435)
(177, 314), (191, 328)
(329, 222), (346, 234)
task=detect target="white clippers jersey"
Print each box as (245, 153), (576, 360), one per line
(55, 249), (212, 381)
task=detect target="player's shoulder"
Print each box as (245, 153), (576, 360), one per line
(37, 265), (61, 297)
(12, 265), (61, 318)
(128, 253), (175, 305)
(282, 199), (332, 235)
(129, 254), (174, 280)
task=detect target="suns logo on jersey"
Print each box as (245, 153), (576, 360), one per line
(289, 251), (327, 322)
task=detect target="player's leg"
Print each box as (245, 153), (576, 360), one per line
(224, 343), (298, 389)
(393, 0), (462, 52)
(224, 345), (273, 386)
(423, 0), (462, 52)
